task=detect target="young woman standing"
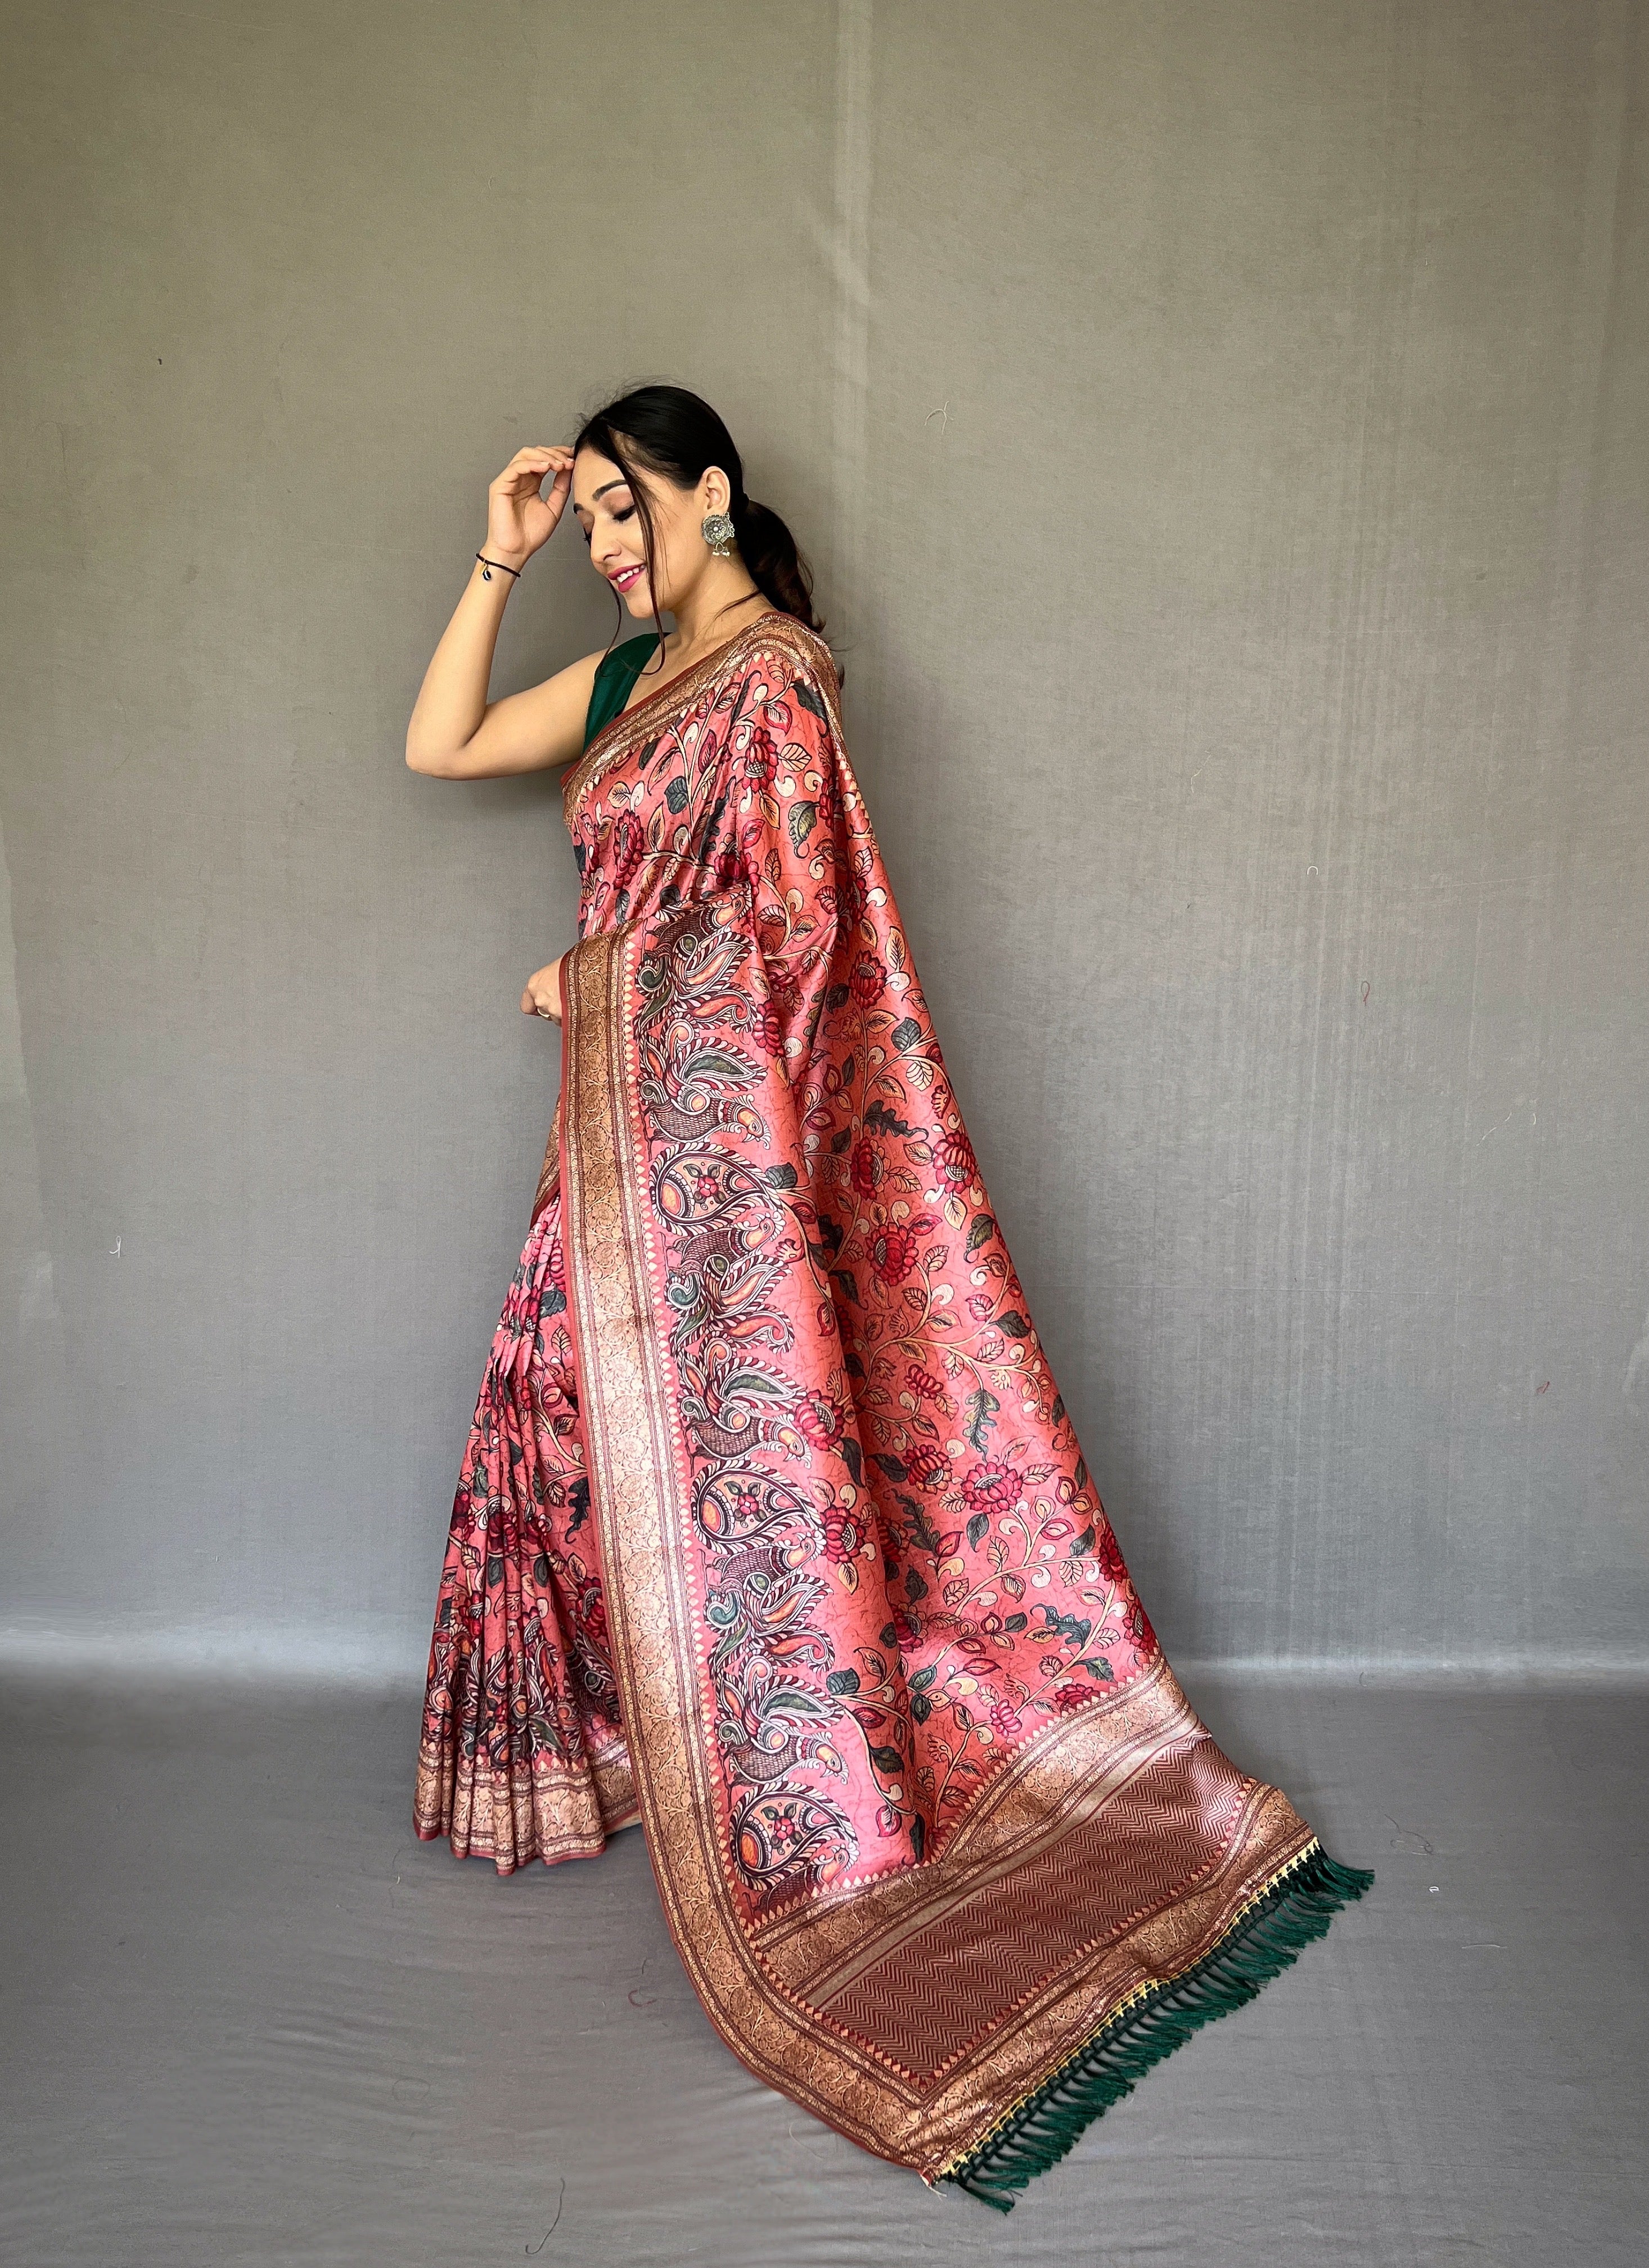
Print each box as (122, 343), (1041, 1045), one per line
(404, 385), (1369, 2207)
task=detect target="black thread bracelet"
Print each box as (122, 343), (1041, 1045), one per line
(476, 553), (522, 582)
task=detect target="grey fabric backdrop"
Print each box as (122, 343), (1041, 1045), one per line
(3, 0), (1646, 1683)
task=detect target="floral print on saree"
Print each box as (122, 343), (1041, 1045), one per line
(418, 613), (1369, 2203)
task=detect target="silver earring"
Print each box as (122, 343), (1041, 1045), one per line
(701, 510), (735, 558)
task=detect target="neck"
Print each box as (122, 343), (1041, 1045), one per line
(665, 563), (771, 655)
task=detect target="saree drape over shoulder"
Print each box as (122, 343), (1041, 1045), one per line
(415, 613), (1369, 2206)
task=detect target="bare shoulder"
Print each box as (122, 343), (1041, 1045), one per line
(558, 647), (607, 695)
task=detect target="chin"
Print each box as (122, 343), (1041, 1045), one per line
(623, 583), (657, 618)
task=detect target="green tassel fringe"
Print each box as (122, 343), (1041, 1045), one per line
(940, 1844), (1374, 2212)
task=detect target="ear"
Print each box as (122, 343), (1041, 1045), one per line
(700, 465), (733, 516)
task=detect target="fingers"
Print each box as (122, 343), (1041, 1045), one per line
(492, 444), (575, 494)
(521, 961), (564, 1022)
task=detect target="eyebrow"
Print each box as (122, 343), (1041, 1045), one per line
(575, 476), (632, 514)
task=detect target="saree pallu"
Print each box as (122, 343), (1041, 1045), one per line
(416, 613), (1369, 2206)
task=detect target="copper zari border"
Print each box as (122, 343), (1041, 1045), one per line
(557, 867), (1318, 2177)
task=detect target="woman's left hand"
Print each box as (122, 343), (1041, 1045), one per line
(521, 957), (566, 1022)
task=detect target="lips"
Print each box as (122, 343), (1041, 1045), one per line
(608, 564), (645, 592)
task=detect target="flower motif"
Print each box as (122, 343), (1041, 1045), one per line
(934, 1127), (976, 1189)
(1051, 1681), (1094, 1714)
(905, 1442), (952, 1492)
(871, 1223), (919, 1284)
(746, 723), (781, 786)
(989, 1698), (1024, 1740)
(960, 1459), (1020, 1514)
(755, 1004), (787, 1058)
(849, 953), (886, 1006)
(1096, 1522), (1128, 1587)
(850, 1138), (885, 1197)
(797, 1392), (848, 1450)
(822, 1504), (867, 1563)
(610, 811), (645, 893)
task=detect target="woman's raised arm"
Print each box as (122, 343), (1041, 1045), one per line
(406, 444), (601, 779)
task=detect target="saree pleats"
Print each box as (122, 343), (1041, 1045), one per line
(414, 1190), (638, 1870)
(417, 613), (1369, 2196)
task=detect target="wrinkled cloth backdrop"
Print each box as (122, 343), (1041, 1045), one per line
(2, 0), (1646, 2260)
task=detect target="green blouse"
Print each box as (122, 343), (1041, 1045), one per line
(583, 634), (661, 748)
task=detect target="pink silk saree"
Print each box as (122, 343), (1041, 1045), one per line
(414, 612), (1369, 2205)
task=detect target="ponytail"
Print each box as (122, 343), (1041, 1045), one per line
(731, 495), (822, 631)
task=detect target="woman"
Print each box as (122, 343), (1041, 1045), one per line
(406, 385), (1369, 2207)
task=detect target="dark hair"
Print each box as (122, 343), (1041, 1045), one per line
(573, 384), (824, 657)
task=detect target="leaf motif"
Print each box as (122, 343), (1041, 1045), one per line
(966, 1213), (997, 1255)
(997, 1312), (1031, 1339)
(898, 1492), (943, 1555)
(764, 1163), (799, 1189)
(964, 1385), (1000, 1452)
(664, 775), (689, 813)
(872, 1452), (907, 1482)
(829, 1268), (862, 1308)
(682, 1046), (759, 1087)
(787, 799), (818, 855)
(868, 1744), (905, 1777)
(792, 678), (828, 721)
(889, 1016), (922, 1051)
(839, 1436), (863, 1486)
(826, 1667), (860, 1695)
(965, 1511), (990, 1551)
(904, 1567), (929, 1603)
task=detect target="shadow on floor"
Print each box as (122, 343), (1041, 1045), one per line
(1, 1672), (1643, 2267)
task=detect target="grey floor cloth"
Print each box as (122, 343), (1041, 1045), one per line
(2, 1673), (1642, 2267)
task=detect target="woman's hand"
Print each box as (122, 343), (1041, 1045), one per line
(485, 445), (574, 568)
(521, 957), (566, 1023)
